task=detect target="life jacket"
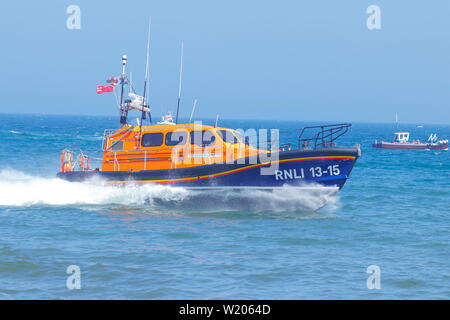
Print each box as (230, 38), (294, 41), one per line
(78, 155), (90, 171)
(61, 151), (73, 172)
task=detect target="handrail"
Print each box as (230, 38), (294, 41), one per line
(101, 129), (116, 150)
(113, 152), (120, 171)
(298, 123), (352, 150)
(144, 151), (147, 170)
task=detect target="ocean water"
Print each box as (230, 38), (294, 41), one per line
(0, 113), (449, 299)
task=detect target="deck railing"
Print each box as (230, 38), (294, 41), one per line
(298, 123), (352, 150)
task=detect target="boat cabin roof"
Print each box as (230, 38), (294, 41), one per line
(394, 132), (410, 142)
(114, 123), (236, 132)
(104, 123), (246, 152)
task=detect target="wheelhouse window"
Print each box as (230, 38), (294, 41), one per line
(217, 130), (240, 144)
(141, 132), (163, 147)
(110, 140), (124, 152)
(165, 131), (188, 146)
(190, 130), (216, 147)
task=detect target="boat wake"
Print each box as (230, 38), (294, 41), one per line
(0, 169), (339, 214)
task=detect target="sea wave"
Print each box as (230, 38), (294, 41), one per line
(0, 169), (339, 213)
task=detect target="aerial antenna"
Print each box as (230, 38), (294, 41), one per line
(215, 114), (219, 127)
(189, 99), (197, 122)
(140, 17), (152, 132)
(175, 41), (184, 124)
(119, 54), (128, 126)
(129, 72), (134, 94)
(395, 112), (399, 130)
(128, 72), (137, 94)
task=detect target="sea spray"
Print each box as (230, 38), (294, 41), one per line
(0, 169), (189, 207)
(0, 169), (339, 212)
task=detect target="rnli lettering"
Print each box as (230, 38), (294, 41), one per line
(274, 168), (304, 180)
(275, 165), (341, 180)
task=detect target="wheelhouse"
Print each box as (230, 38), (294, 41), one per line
(101, 124), (264, 172)
(393, 132), (410, 143)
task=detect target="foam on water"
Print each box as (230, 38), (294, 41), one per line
(0, 169), (339, 212)
(0, 169), (189, 207)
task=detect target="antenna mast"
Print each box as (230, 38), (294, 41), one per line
(175, 41), (184, 124)
(189, 99), (197, 123)
(395, 112), (399, 130)
(140, 18), (152, 131)
(119, 54), (128, 126)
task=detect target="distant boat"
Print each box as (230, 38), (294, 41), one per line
(373, 132), (448, 150)
(417, 125), (424, 128)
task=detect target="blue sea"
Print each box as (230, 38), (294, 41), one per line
(0, 113), (449, 299)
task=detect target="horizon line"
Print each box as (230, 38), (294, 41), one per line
(0, 111), (449, 126)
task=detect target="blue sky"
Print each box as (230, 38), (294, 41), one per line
(0, 0), (449, 124)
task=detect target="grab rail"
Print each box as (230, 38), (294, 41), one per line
(298, 123), (352, 150)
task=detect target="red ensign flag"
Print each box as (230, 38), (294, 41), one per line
(96, 85), (114, 94)
(106, 77), (119, 85)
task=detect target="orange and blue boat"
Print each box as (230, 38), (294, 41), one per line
(57, 54), (361, 192)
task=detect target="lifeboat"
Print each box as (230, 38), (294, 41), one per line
(58, 122), (361, 190)
(57, 53), (361, 192)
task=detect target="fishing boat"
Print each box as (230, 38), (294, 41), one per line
(56, 35), (361, 191)
(373, 113), (448, 150)
(373, 132), (448, 150)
